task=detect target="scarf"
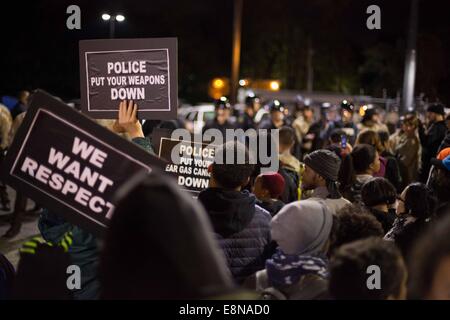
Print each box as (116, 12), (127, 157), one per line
(266, 250), (329, 287)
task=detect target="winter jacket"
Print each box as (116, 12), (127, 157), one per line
(256, 199), (285, 217)
(306, 186), (351, 215)
(198, 188), (273, 284)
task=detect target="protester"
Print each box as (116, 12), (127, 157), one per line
(292, 105), (314, 149)
(357, 106), (389, 133)
(325, 129), (353, 160)
(10, 90), (29, 120)
(360, 177), (397, 233)
(385, 183), (436, 259)
(408, 213), (450, 300)
(339, 144), (381, 203)
(418, 104), (447, 182)
(100, 171), (236, 299)
(198, 141), (272, 284)
(302, 149), (350, 214)
(329, 237), (407, 300)
(38, 100), (153, 299)
(389, 113), (421, 188)
(378, 130), (403, 191)
(203, 97), (235, 136)
(278, 126), (301, 174)
(329, 204), (384, 255)
(427, 150), (450, 217)
(253, 172), (285, 217)
(356, 129), (402, 191)
(245, 200), (333, 300)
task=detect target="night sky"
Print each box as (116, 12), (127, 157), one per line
(1, 0), (449, 104)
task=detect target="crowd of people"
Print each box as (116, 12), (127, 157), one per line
(1, 91), (450, 300)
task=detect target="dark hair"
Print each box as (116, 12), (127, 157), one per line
(377, 130), (390, 146)
(211, 141), (255, 189)
(100, 172), (233, 299)
(408, 214), (450, 299)
(361, 177), (396, 207)
(279, 126), (295, 146)
(329, 204), (384, 255)
(330, 129), (346, 144)
(356, 130), (382, 152)
(338, 144), (377, 191)
(329, 237), (405, 300)
(403, 183), (436, 220)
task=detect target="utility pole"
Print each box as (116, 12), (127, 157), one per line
(231, 0), (243, 104)
(401, 0), (419, 113)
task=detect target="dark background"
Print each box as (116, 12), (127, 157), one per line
(1, 0), (449, 104)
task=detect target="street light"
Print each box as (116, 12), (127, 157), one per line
(101, 13), (125, 38)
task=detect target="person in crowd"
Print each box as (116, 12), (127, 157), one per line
(253, 172), (285, 217)
(385, 183), (436, 259)
(418, 104), (447, 182)
(329, 237), (407, 300)
(356, 129), (402, 191)
(408, 213), (450, 300)
(377, 130), (403, 192)
(10, 90), (29, 120)
(339, 144), (381, 203)
(428, 150), (450, 217)
(328, 203), (384, 256)
(203, 97), (235, 137)
(100, 171), (238, 299)
(239, 95), (261, 130)
(198, 141), (272, 284)
(0, 103), (12, 211)
(360, 177), (397, 233)
(390, 113), (421, 188)
(302, 149), (350, 214)
(438, 113), (450, 151)
(258, 100), (285, 130)
(357, 106), (389, 133)
(323, 100), (358, 146)
(326, 129), (352, 160)
(292, 105), (314, 150)
(38, 100), (153, 299)
(12, 234), (73, 299)
(0, 253), (15, 300)
(244, 200), (333, 300)
(278, 126), (301, 175)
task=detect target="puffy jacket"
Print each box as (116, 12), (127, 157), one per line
(198, 188), (273, 284)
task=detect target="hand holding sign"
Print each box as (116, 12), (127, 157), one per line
(113, 100), (144, 139)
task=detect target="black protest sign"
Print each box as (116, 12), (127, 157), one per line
(79, 38), (177, 120)
(158, 138), (216, 196)
(1, 90), (165, 237)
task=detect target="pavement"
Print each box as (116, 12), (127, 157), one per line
(0, 186), (41, 269)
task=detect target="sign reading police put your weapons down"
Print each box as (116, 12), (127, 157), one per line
(1, 90), (165, 237)
(79, 38), (177, 119)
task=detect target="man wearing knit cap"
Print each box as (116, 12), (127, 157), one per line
(302, 149), (350, 214)
(419, 104), (447, 182)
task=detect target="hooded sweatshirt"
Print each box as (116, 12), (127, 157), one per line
(198, 188), (272, 284)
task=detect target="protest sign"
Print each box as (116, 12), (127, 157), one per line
(1, 90), (165, 237)
(79, 38), (177, 119)
(158, 137), (216, 196)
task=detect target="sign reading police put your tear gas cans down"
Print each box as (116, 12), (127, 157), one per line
(1, 90), (165, 237)
(79, 38), (177, 119)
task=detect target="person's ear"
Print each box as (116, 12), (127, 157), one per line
(240, 176), (250, 188)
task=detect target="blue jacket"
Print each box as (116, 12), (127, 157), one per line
(198, 188), (273, 284)
(38, 137), (153, 300)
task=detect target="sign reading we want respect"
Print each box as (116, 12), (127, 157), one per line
(79, 38), (177, 119)
(1, 90), (165, 237)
